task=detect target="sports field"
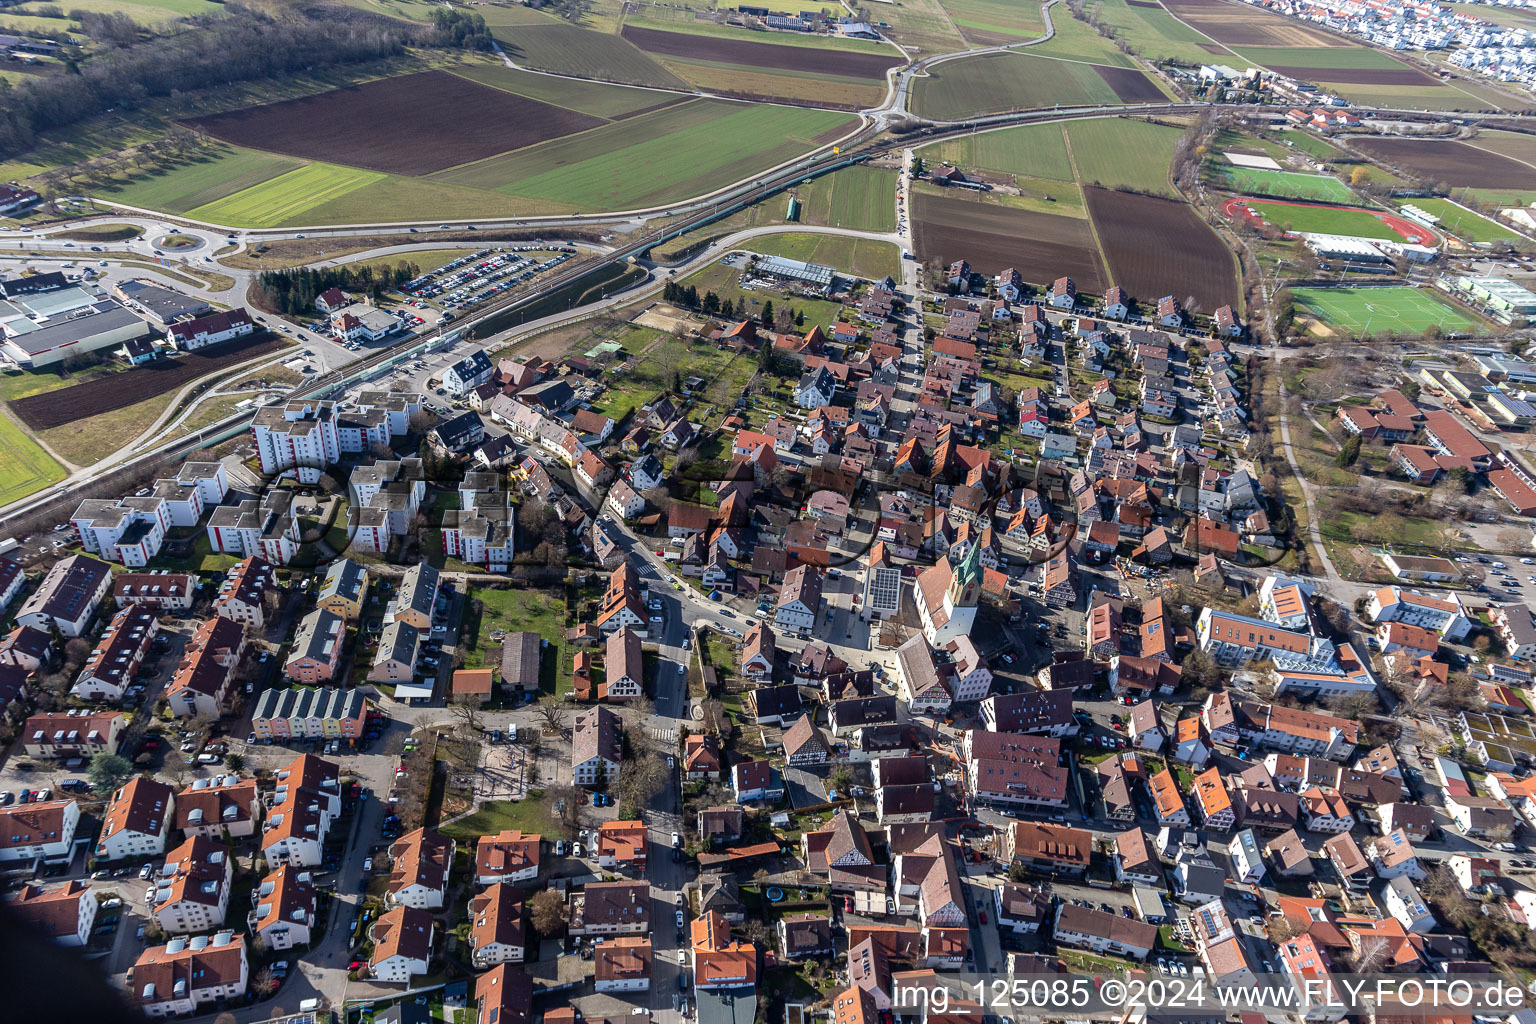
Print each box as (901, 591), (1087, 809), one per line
(187, 162), (383, 227)
(1398, 198), (1522, 243)
(1291, 287), (1474, 334)
(0, 406), (65, 507)
(1242, 199), (1420, 242)
(1216, 166), (1354, 203)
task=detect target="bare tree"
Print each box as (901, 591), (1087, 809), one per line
(529, 889), (567, 936)
(535, 696), (568, 735)
(616, 751), (667, 813)
(1348, 935), (1394, 972)
(449, 696), (485, 737)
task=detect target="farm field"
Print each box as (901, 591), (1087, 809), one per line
(13, 0), (219, 21)
(448, 64), (689, 119)
(1397, 199), (1522, 243)
(1022, 10), (1139, 66)
(922, 122), (1074, 182)
(187, 70), (608, 176)
(621, 17), (901, 57)
(621, 25), (901, 81)
(1232, 44), (1495, 107)
(744, 233), (900, 281)
(939, 0), (1047, 43)
(1232, 197), (1437, 243)
(793, 166), (898, 232)
(440, 101), (856, 211)
(186, 163), (384, 227)
(271, 173), (575, 225)
(1079, 0), (1236, 64)
(1160, 0), (1353, 47)
(481, 11), (688, 89)
(1350, 137), (1536, 190)
(913, 191), (1106, 291)
(0, 407), (65, 507)
(1276, 128), (1344, 160)
(1065, 117), (1185, 197)
(8, 334), (287, 431)
(913, 52), (1162, 119)
(650, 165), (897, 261)
(1214, 166), (1355, 203)
(1086, 187), (1238, 312)
(1467, 130), (1536, 168)
(882, 0), (968, 52)
(99, 146), (305, 214)
(1291, 286), (1475, 334)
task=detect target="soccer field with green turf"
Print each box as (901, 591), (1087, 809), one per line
(1292, 286), (1475, 334)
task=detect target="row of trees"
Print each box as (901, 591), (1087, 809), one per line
(252, 262), (420, 316)
(660, 280), (810, 331)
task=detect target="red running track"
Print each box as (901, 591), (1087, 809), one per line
(1219, 196), (1442, 246)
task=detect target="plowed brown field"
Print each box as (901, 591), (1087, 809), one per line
(11, 334), (286, 430)
(621, 25), (904, 80)
(1350, 137), (1536, 188)
(1085, 187), (1237, 312)
(1161, 0), (1345, 46)
(187, 71), (606, 176)
(912, 192), (1105, 292)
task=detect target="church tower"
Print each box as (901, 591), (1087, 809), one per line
(947, 538), (983, 611)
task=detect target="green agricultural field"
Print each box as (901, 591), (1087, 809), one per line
(939, 0), (1047, 40)
(100, 146), (305, 214)
(1079, 0), (1234, 64)
(1291, 286), (1474, 334)
(442, 101), (854, 211)
(287, 173), (576, 225)
(1022, 11), (1138, 67)
(1215, 166), (1355, 203)
(486, 20), (689, 89)
(1235, 45), (1413, 70)
(1397, 198), (1522, 243)
(1066, 118), (1184, 196)
(0, 407), (65, 507)
(914, 52), (1127, 120)
(744, 233), (900, 281)
(792, 166), (897, 232)
(623, 13), (898, 53)
(186, 163), (384, 227)
(922, 122), (1074, 182)
(449, 64), (687, 118)
(1469, 188), (1536, 208)
(1247, 200), (1405, 241)
(880, 0), (968, 52)
(15, 0), (219, 20)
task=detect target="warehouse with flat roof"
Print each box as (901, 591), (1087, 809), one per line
(0, 281), (153, 369)
(752, 255), (836, 293)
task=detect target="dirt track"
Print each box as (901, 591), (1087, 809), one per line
(187, 70), (606, 176)
(621, 25), (903, 80)
(912, 192), (1105, 292)
(1086, 187), (1237, 313)
(1351, 137), (1536, 188)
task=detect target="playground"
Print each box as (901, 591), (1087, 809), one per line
(1291, 286), (1475, 334)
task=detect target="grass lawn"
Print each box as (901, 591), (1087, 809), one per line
(346, 247), (485, 277)
(437, 798), (556, 841)
(461, 585), (569, 695)
(0, 407), (65, 505)
(1066, 117), (1185, 197)
(1291, 286), (1475, 335)
(1215, 166), (1355, 203)
(1276, 129), (1344, 161)
(942, 0), (1047, 39)
(743, 233), (900, 281)
(187, 162), (385, 227)
(1397, 198), (1523, 243)
(153, 533), (241, 572)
